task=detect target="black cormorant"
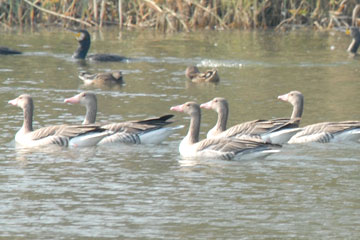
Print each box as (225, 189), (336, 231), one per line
(70, 29), (128, 62)
(347, 27), (360, 55)
(0, 46), (22, 55)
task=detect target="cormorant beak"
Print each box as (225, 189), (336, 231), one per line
(66, 28), (81, 38)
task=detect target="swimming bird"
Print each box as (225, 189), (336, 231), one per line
(78, 71), (124, 86)
(185, 66), (220, 83)
(279, 91), (360, 143)
(170, 102), (280, 160)
(70, 29), (128, 62)
(64, 92), (183, 145)
(347, 27), (360, 56)
(0, 46), (22, 55)
(8, 94), (110, 148)
(200, 96), (302, 144)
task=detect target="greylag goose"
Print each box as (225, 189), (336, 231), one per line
(185, 66), (220, 83)
(170, 102), (281, 160)
(0, 46), (22, 55)
(64, 92), (182, 144)
(78, 71), (124, 86)
(200, 94), (303, 144)
(347, 27), (360, 56)
(279, 90), (360, 143)
(8, 94), (110, 148)
(70, 29), (128, 62)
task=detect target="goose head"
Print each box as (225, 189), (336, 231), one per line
(8, 94), (33, 110)
(278, 90), (304, 119)
(64, 92), (97, 124)
(278, 91), (303, 106)
(170, 102), (200, 117)
(200, 97), (228, 113)
(64, 92), (96, 107)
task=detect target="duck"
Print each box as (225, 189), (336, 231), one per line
(170, 102), (281, 160)
(347, 27), (360, 56)
(200, 95), (303, 144)
(185, 66), (219, 83)
(0, 46), (22, 55)
(70, 29), (128, 62)
(64, 92), (183, 145)
(8, 94), (110, 148)
(78, 71), (124, 86)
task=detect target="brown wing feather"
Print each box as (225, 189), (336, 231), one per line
(101, 122), (160, 134)
(101, 115), (173, 133)
(297, 121), (360, 137)
(28, 124), (102, 141)
(217, 118), (299, 138)
(196, 137), (279, 154)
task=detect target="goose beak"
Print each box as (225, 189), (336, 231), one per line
(8, 98), (18, 106)
(200, 100), (212, 109)
(278, 93), (289, 102)
(64, 93), (81, 104)
(170, 104), (184, 112)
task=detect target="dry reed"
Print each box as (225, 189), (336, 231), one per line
(0, 0), (358, 31)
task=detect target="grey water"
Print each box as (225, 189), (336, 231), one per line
(0, 28), (359, 239)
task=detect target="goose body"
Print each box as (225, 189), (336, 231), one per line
(70, 29), (128, 62)
(288, 121), (360, 144)
(185, 66), (219, 83)
(8, 94), (109, 148)
(200, 93), (304, 144)
(170, 102), (280, 160)
(79, 71), (124, 86)
(64, 92), (182, 145)
(97, 116), (182, 145)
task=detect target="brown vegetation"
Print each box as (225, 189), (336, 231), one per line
(0, 0), (359, 31)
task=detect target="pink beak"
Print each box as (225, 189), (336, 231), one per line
(200, 100), (212, 109)
(170, 104), (184, 112)
(64, 93), (81, 104)
(8, 98), (17, 106)
(278, 93), (289, 102)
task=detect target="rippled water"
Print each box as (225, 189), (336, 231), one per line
(0, 28), (359, 239)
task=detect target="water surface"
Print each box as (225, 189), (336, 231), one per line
(0, 28), (359, 239)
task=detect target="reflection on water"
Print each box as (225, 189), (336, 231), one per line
(0, 28), (360, 239)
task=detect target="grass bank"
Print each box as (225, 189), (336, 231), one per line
(0, 0), (358, 31)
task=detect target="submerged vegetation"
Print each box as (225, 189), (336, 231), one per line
(0, 0), (359, 31)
